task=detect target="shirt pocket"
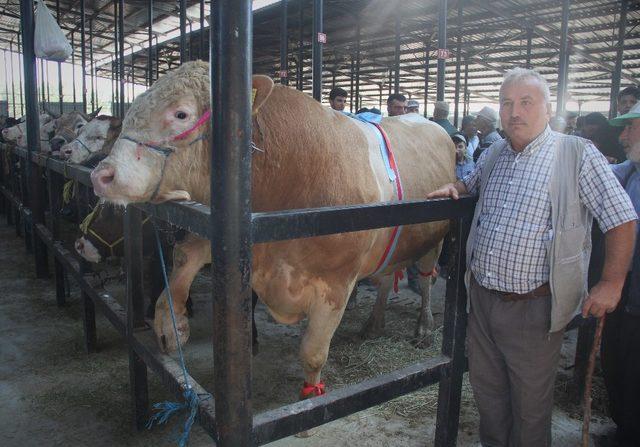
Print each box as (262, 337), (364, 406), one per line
(558, 205), (586, 263)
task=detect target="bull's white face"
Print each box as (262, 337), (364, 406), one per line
(63, 119), (111, 163)
(1, 113), (53, 148)
(50, 112), (90, 152)
(92, 93), (201, 205)
(74, 236), (101, 263)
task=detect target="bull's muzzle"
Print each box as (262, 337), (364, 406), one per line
(91, 163), (115, 197)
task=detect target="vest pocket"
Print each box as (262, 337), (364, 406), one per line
(557, 226), (586, 263)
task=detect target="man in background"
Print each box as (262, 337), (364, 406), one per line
(387, 93), (407, 117)
(329, 87), (349, 112)
(430, 101), (457, 135)
(472, 106), (502, 161)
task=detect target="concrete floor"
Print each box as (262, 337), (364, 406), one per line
(0, 222), (616, 446)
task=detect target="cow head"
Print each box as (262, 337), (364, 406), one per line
(50, 108), (101, 152)
(62, 115), (122, 164)
(1, 112), (53, 147)
(91, 61), (274, 205)
(74, 203), (125, 263)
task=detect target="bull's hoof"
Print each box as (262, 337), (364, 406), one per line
(153, 295), (190, 353)
(360, 317), (385, 339)
(412, 330), (433, 349)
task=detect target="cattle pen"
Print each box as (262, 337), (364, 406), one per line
(0, 0), (638, 446)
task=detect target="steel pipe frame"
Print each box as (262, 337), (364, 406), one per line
(211, 0), (254, 444)
(280, 0), (288, 85)
(556, 0), (570, 116)
(394, 12), (400, 94)
(71, 32), (77, 108)
(199, 0), (205, 60)
(8, 41), (15, 116)
(118, 0), (125, 118)
(311, 0), (323, 101)
(80, 0), (87, 113)
(19, 0), (47, 277)
(355, 16), (361, 112)
(453, 1), (462, 127)
(609, 0), (628, 119)
(148, 0), (153, 86)
(17, 33), (24, 116)
(296, 0), (304, 91)
(436, 0), (447, 101)
(57, 0), (64, 113)
(89, 19), (95, 112)
(179, 0), (187, 64)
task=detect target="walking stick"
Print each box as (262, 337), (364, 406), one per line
(581, 315), (605, 447)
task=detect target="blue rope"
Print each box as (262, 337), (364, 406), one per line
(146, 223), (201, 447)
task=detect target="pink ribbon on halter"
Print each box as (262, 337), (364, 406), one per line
(172, 109), (212, 141)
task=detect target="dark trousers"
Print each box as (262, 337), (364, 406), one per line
(467, 276), (564, 447)
(601, 277), (640, 447)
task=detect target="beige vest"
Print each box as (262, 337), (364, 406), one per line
(464, 134), (591, 332)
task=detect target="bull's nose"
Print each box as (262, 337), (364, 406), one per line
(91, 164), (115, 196)
(50, 137), (65, 151)
(61, 146), (72, 159)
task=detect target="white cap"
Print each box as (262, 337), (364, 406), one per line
(475, 106), (498, 123)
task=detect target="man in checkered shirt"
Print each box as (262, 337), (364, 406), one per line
(428, 68), (637, 447)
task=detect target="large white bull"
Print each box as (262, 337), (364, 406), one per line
(91, 61), (454, 397)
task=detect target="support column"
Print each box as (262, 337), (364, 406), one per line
(80, 0), (87, 113)
(525, 28), (533, 69)
(394, 13), (400, 94)
(453, 1), (463, 127)
(355, 17), (361, 111)
(556, 0), (570, 116)
(297, 0), (304, 91)
(148, 0), (153, 86)
(180, 0), (187, 63)
(9, 42), (16, 116)
(199, 0), (205, 59)
(311, 0), (323, 101)
(280, 0), (289, 85)
(89, 19), (95, 112)
(211, 0), (254, 444)
(463, 62), (469, 116)
(436, 0), (447, 101)
(20, 0), (48, 278)
(609, 0), (628, 119)
(424, 40), (430, 118)
(118, 0), (125, 118)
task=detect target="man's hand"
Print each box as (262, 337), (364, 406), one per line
(582, 280), (623, 318)
(426, 181), (466, 200)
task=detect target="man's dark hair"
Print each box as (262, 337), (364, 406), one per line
(329, 87), (348, 100)
(461, 115), (475, 128)
(583, 112), (608, 127)
(387, 93), (407, 104)
(617, 85), (640, 101)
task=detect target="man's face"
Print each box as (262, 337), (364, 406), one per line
(618, 94), (638, 116)
(566, 116), (577, 132)
(619, 118), (640, 163)
(454, 141), (466, 162)
(462, 121), (477, 138)
(499, 79), (551, 150)
(582, 123), (599, 140)
(329, 95), (347, 111)
(387, 100), (406, 117)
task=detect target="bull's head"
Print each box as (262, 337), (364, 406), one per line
(91, 61), (274, 206)
(50, 108), (102, 152)
(62, 115), (121, 164)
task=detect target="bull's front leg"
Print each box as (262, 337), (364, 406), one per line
(154, 234), (210, 352)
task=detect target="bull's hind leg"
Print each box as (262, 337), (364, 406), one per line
(360, 275), (393, 339)
(154, 234), (210, 353)
(414, 244), (442, 348)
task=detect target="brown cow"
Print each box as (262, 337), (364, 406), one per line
(91, 61), (453, 396)
(61, 115), (122, 164)
(49, 108), (102, 152)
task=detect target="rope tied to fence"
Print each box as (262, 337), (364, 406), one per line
(146, 223), (206, 447)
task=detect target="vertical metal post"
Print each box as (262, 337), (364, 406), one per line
(379, 83), (383, 110)
(148, 0), (153, 86)
(394, 13), (400, 94)
(9, 42), (16, 116)
(112, 0), (118, 114)
(199, 0), (205, 59)
(434, 217), (470, 447)
(118, 0), (125, 118)
(525, 28), (532, 69)
(46, 169), (66, 306)
(463, 62), (469, 116)
(155, 36), (159, 80)
(45, 61), (51, 105)
(436, 0), (447, 101)
(211, 0), (254, 444)
(180, 0), (187, 64)
(20, 0), (48, 278)
(453, 1), (462, 127)
(80, 0), (87, 113)
(311, 0), (323, 101)
(17, 34), (24, 116)
(2, 50), (9, 115)
(388, 68), (392, 96)
(56, 0), (63, 113)
(331, 70), (335, 89)
(349, 56), (354, 112)
(89, 19), (95, 112)
(355, 16), (361, 111)
(71, 32), (77, 108)
(40, 59), (46, 104)
(297, 0), (304, 91)
(280, 0), (289, 85)
(609, 0), (628, 119)
(556, 0), (570, 116)
(111, 57), (115, 113)
(124, 206), (149, 429)
(424, 40), (430, 118)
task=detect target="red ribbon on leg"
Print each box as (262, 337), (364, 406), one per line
(300, 381), (326, 399)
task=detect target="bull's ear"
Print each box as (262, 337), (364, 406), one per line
(252, 75), (274, 115)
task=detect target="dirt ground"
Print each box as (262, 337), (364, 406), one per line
(0, 222), (615, 446)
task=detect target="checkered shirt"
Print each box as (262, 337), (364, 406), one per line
(462, 125), (637, 293)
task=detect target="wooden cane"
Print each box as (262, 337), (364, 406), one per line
(581, 315), (605, 447)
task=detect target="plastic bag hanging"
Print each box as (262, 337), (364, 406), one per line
(34, 0), (72, 62)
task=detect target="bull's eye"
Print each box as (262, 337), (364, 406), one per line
(175, 111), (188, 120)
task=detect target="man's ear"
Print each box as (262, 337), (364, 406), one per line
(252, 75), (274, 115)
